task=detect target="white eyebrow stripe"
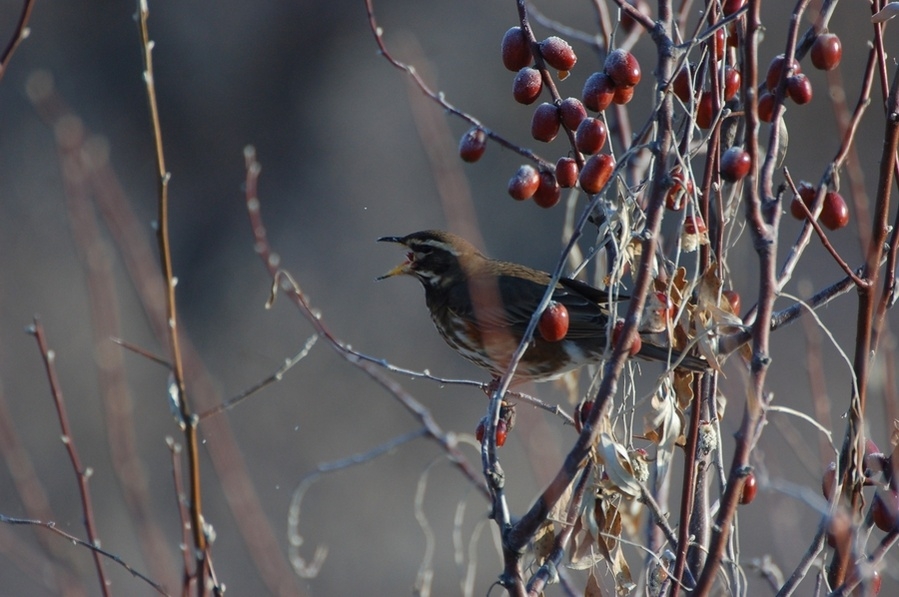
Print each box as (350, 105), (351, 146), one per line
(415, 239), (459, 255)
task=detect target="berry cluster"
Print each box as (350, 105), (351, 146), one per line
(460, 24), (650, 208)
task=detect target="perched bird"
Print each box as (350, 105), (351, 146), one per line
(377, 230), (706, 382)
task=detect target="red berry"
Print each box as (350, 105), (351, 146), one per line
(579, 153), (615, 194)
(620, 0), (650, 34)
(513, 67), (543, 105)
(696, 91), (715, 128)
(724, 65), (741, 101)
(559, 97), (588, 130)
(722, 0), (746, 16)
(612, 84), (635, 105)
(531, 102), (561, 142)
(872, 489), (899, 532)
(720, 146), (751, 182)
(811, 33), (842, 71)
(575, 400), (593, 433)
(582, 72), (616, 112)
(726, 22), (740, 48)
(458, 128), (487, 163)
(666, 167), (693, 210)
(820, 191), (849, 230)
(722, 289), (741, 315)
(672, 64), (694, 102)
(790, 181), (817, 220)
(604, 49), (641, 88)
(787, 73), (813, 105)
(476, 418), (508, 447)
(739, 472), (758, 504)
(533, 171), (561, 208)
(648, 291), (675, 328)
(502, 27), (532, 72)
(711, 27), (726, 61)
(685, 214), (707, 235)
(758, 92), (775, 122)
(555, 157), (579, 188)
(539, 301), (569, 341)
(869, 569), (883, 596)
(766, 54), (801, 92)
(539, 36), (577, 71)
(495, 419), (509, 447)
(508, 165), (540, 200)
(575, 117), (607, 154)
(612, 320), (642, 356)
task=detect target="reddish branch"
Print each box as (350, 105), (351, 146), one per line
(28, 319), (111, 596)
(0, 0), (35, 84)
(136, 2), (209, 593)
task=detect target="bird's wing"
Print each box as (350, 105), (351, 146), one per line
(444, 273), (611, 340)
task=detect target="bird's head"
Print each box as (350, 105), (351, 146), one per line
(377, 230), (479, 289)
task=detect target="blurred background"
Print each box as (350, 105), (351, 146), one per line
(0, 0), (897, 594)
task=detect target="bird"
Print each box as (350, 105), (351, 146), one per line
(377, 230), (707, 382)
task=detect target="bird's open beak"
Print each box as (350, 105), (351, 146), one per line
(376, 236), (410, 280)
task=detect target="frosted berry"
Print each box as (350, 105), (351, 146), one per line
(540, 36), (577, 71)
(582, 72), (616, 112)
(559, 97), (588, 130)
(458, 128), (487, 163)
(539, 301), (569, 341)
(531, 102), (561, 142)
(575, 117), (607, 155)
(508, 165), (540, 200)
(579, 153), (615, 194)
(604, 49), (641, 87)
(555, 157), (579, 188)
(502, 27), (532, 71)
(533, 171), (561, 208)
(513, 67), (543, 105)
(612, 84), (635, 105)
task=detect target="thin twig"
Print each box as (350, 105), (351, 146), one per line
(0, 0), (36, 84)
(782, 170), (869, 288)
(135, 3), (208, 591)
(243, 147), (489, 502)
(198, 333), (318, 420)
(0, 514), (168, 596)
(26, 319), (111, 596)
